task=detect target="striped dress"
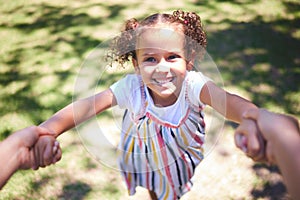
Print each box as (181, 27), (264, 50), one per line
(110, 71), (209, 200)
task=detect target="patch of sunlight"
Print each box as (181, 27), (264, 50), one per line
(285, 91), (300, 114)
(252, 63), (271, 73)
(32, 75), (60, 93)
(272, 22), (297, 35)
(61, 58), (79, 71)
(244, 48), (267, 56)
(86, 5), (111, 18)
(0, 65), (11, 74)
(4, 80), (27, 95)
(291, 29), (300, 40)
(38, 93), (63, 108)
(55, 40), (74, 53)
(264, 102), (286, 114)
(294, 58), (300, 65)
(201, 1), (258, 24)
(247, 0), (286, 22)
(212, 2), (246, 20)
(122, 5), (150, 20)
(26, 0), (77, 8)
(0, 29), (24, 55)
(137, 0), (187, 12)
(61, 82), (76, 96)
(0, 1), (25, 12)
(206, 23), (232, 32)
(251, 83), (275, 95)
(224, 85), (252, 100)
(0, 113), (32, 131)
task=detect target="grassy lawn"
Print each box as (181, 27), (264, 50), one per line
(0, 0), (299, 199)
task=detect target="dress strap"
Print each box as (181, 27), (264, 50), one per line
(132, 76), (147, 124)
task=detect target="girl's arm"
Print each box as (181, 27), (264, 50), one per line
(200, 81), (257, 123)
(200, 81), (265, 160)
(39, 88), (116, 137)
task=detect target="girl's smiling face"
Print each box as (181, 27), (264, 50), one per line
(133, 27), (190, 106)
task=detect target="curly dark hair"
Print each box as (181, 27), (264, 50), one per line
(109, 10), (207, 67)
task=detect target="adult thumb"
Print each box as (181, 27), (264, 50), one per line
(243, 109), (260, 120)
(36, 126), (55, 137)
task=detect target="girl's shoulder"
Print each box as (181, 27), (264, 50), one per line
(185, 71), (211, 106)
(121, 74), (141, 86)
(109, 74), (143, 110)
(110, 74), (141, 90)
(186, 71), (211, 84)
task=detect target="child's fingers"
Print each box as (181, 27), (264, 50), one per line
(234, 133), (248, 153)
(52, 141), (59, 154)
(52, 140), (62, 164)
(52, 147), (62, 164)
(43, 141), (54, 166)
(237, 118), (265, 161)
(247, 129), (266, 162)
(246, 130), (259, 157)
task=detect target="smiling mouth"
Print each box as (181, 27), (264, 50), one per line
(153, 77), (174, 85)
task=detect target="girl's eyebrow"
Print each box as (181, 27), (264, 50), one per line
(141, 49), (183, 56)
(140, 51), (158, 57)
(142, 52), (155, 56)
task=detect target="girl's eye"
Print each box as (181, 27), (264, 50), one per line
(168, 55), (179, 60)
(144, 57), (156, 62)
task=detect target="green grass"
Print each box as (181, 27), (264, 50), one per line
(0, 0), (299, 199)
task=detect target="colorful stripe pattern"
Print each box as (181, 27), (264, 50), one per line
(117, 86), (206, 199)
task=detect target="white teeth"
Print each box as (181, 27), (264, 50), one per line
(154, 78), (173, 84)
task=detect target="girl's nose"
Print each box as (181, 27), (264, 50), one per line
(156, 63), (170, 73)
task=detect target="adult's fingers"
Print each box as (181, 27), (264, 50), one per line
(243, 109), (260, 120)
(35, 126), (55, 137)
(266, 142), (276, 165)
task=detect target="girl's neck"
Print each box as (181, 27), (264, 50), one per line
(148, 88), (178, 107)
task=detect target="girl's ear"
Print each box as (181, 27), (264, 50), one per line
(186, 51), (196, 71)
(187, 60), (194, 71)
(132, 58), (140, 74)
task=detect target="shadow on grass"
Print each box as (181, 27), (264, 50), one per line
(207, 16), (300, 117)
(251, 163), (290, 199)
(0, 2), (128, 140)
(59, 181), (92, 200)
(206, 9), (299, 200)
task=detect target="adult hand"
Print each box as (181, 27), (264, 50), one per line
(10, 126), (60, 170)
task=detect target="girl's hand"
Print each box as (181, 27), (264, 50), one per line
(234, 118), (267, 162)
(31, 135), (62, 170)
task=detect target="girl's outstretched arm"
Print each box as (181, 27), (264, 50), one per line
(200, 81), (257, 123)
(200, 81), (265, 161)
(39, 88), (116, 137)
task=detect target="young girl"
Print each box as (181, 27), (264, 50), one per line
(35, 10), (264, 199)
